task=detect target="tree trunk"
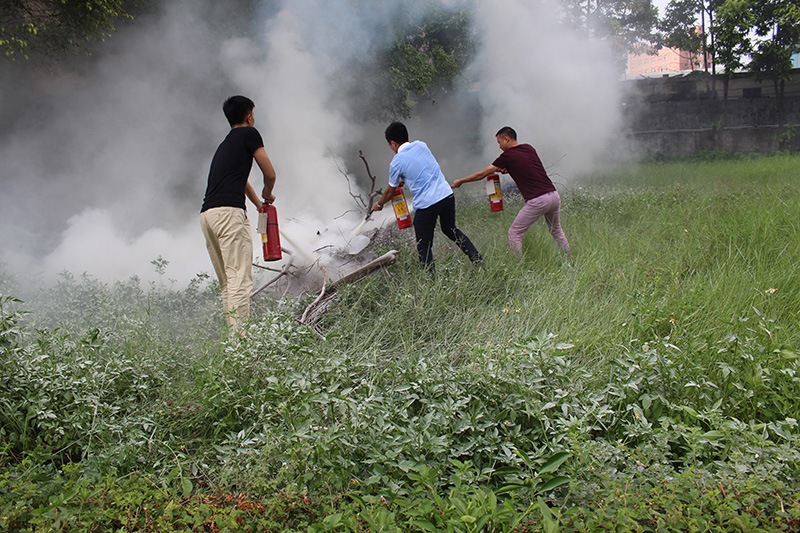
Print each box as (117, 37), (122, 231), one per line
(718, 75), (730, 150)
(776, 77), (787, 150)
(775, 77), (785, 129)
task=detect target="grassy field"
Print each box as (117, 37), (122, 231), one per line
(1, 153), (799, 531)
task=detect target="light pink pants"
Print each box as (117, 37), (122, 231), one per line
(508, 191), (571, 256)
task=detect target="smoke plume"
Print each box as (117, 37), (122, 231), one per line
(0, 0), (625, 292)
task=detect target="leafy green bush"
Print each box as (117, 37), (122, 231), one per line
(2, 155), (800, 531)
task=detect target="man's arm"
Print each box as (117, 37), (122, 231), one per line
(254, 147), (277, 204)
(452, 164), (499, 188)
(245, 181), (262, 209)
(372, 184), (397, 212)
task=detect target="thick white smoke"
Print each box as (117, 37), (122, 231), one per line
(0, 1), (392, 289)
(466, 0), (623, 186)
(0, 0), (627, 291)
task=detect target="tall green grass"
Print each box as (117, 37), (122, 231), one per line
(1, 154), (799, 531)
(323, 153), (799, 366)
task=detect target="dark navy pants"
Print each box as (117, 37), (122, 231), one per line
(413, 194), (482, 270)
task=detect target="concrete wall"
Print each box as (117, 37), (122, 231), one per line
(622, 70), (800, 157)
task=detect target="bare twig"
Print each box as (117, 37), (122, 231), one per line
(331, 150), (368, 211)
(253, 263), (285, 272)
(544, 153), (567, 171)
(251, 250), (295, 298)
(329, 149), (383, 217)
(359, 150), (382, 212)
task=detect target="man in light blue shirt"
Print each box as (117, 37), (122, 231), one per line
(373, 122), (482, 271)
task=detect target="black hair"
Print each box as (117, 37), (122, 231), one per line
(385, 121), (409, 145)
(495, 126), (517, 140)
(222, 95), (255, 126)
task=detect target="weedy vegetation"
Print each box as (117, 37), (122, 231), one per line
(1, 153), (799, 531)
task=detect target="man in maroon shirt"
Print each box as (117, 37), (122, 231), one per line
(453, 126), (570, 257)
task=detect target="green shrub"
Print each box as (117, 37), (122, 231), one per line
(1, 155), (800, 531)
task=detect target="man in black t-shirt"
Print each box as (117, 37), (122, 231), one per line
(454, 126), (570, 257)
(200, 95), (276, 330)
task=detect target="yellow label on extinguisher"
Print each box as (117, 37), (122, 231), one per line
(490, 180), (502, 201)
(392, 192), (409, 218)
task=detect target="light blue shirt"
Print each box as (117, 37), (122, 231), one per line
(389, 141), (454, 210)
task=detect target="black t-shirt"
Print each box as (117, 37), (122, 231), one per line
(201, 127), (264, 212)
(492, 144), (556, 201)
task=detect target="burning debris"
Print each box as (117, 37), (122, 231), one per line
(249, 150), (413, 331)
(251, 227), (406, 335)
(297, 248), (400, 332)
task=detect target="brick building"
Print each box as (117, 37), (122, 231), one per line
(628, 46), (707, 77)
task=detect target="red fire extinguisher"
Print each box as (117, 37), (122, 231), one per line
(487, 173), (503, 212)
(257, 204), (282, 261)
(391, 188), (412, 229)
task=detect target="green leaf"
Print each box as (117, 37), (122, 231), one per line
(540, 452), (571, 474)
(411, 519), (436, 531)
(537, 497), (555, 521)
(181, 477), (192, 497)
(495, 484), (523, 496)
(538, 476), (571, 493)
(699, 430), (725, 441)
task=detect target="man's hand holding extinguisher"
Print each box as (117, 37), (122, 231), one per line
(372, 178), (404, 213)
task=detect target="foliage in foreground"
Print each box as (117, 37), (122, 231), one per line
(1, 295), (798, 530)
(2, 154), (800, 531)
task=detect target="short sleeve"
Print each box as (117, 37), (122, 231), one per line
(388, 159), (402, 188)
(492, 151), (507, 169)
(244, 128), (264, 155)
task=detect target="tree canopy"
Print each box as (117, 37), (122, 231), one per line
(658, 0), (706, 70)
(382, 7), (472, 119)
(560, 0), (660, 69)
(0, 0), (141, 59)
(750, 0), (800, 82)
(659, 0), (800, 79)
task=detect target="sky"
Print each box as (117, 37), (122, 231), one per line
(0, 0), (632, 293)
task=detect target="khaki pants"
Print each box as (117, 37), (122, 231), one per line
(200, 207), (253, 329)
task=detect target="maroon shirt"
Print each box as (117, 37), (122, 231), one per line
(492, 144), (556, 201)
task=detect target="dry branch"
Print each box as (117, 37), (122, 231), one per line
(359, 150), (382, 211)
(331, 149), (382, 217)
(330, 249), (399, 290)
(297, 249), (399, 328)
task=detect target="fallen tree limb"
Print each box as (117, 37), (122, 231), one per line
(297, 249), (399, 328)
(330, 249), (398, 290)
